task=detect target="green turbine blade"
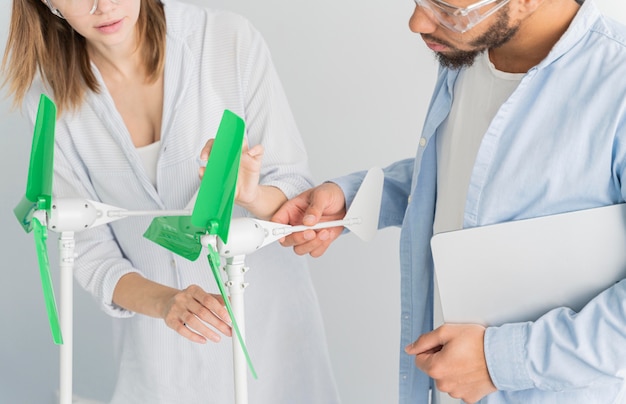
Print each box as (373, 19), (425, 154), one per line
(33, 217), (63, 345)
(206, 244), (257, 379)
(143, 216), (204, 261)
(14, 94), (56, 232)
(26, 94), (55, 210)
(191, 110), (245, 244)
(14, 195), (36, 233)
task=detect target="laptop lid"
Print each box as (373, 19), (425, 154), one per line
(430, 204), (626, 326)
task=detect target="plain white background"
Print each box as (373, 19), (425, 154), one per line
(0, 1), (623, 403)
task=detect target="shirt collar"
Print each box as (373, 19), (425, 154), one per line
(533, 0), (601, 71)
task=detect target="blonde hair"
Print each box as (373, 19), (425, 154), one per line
(1, 0), (166, 114)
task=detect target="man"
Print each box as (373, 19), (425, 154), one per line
(272, 0), (626, 403)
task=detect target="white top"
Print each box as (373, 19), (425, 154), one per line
(136, 140), (161, 188)
(24, 1), (339, 403)
(432, 51), (522, 404)
(434, 51), (523, 234)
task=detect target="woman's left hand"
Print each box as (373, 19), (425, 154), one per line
(199, 138), (264, 206)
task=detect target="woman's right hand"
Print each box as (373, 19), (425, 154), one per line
(160, 284), (233, 344)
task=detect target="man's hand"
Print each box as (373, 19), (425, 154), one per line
(271, 182), (346, 257)
(405, 324), (497, 403)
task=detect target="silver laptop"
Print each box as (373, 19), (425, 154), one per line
(431, 204), (626, 326)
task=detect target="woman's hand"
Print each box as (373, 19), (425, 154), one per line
(198, 138), (287, 219)
(113, 273), (232, 344)
(199, 138), (264, 205)
(160, 284), (233, 344)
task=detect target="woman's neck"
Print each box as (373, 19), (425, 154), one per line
(88, 29), (146, 82)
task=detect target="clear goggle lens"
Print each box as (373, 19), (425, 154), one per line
(414, 0), (511, 33)
(46, 0), (120, 19)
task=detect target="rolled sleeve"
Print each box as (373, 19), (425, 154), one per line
(485, 322), (535, 391)
(73, 233), (141, 318)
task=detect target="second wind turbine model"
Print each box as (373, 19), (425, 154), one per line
(144, 109), (384, 404)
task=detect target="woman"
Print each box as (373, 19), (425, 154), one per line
(2, 0), (340, 402)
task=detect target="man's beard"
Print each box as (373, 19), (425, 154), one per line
(427, 5), (519, 70)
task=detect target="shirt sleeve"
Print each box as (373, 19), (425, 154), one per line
(485, 279), (626, 392)
(240, 20), (314, 198)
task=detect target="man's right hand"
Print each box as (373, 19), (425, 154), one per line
(271, 182), (346, 257)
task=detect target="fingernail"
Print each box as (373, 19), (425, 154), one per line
(319, 230), (329, 241)
(223, 307), (232, 325)
(303, 215), (316, 225)
(303, 231), (315, 241)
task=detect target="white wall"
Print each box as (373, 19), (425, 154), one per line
(1, 1), (624, 403)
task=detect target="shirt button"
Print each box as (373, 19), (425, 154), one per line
(419, 137), (427, 147)
(407, 195), (412, 204)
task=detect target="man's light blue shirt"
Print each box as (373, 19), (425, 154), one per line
(335, 0), (626, 402)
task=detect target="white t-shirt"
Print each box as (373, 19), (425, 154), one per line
(434, 51), (524, 234)
(432, 51), (523, 404)
(136, 140), (161, 188)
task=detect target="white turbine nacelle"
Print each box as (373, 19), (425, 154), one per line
(48, 199), (100, 232)
(217, 219), (266, 258)
(47, 198), (191, 232)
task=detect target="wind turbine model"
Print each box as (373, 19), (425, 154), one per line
(13, 94), (192, 404)
(144, 109), (384, 404)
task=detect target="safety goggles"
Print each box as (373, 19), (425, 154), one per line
(45, 0), (121, 19)
(414, 0), (511, 33)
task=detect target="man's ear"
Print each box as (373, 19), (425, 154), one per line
(510, 0), (546, 18)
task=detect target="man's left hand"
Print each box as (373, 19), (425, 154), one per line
(405, 324), (497, 404)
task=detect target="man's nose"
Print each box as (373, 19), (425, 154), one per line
(409, 5), (438, 34)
